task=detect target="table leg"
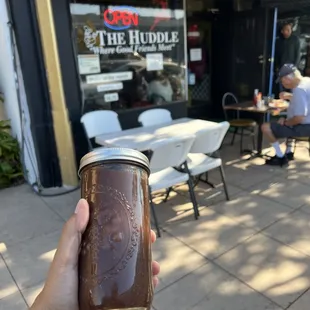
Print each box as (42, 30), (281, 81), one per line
(256, 113), (264, 154)
(250, 113), (272, 158)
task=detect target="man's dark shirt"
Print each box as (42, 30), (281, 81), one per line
(275, 34), (301, 69)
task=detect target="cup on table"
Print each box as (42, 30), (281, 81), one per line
(263, 97), (270, 106)
(257, 100), (264, 109)
(261, 100), (265, 108)
(268, 95), (275, 103)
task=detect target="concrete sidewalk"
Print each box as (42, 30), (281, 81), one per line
(1, 137), (310, 309)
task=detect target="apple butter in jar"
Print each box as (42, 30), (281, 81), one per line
(78, 148), (153, 310)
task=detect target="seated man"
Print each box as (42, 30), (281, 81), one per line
(261, 64), (310, 166)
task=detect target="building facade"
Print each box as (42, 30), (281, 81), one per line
(2, 0), (310, 189)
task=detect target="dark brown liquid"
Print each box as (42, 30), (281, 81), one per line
(79, 161), (153, 310)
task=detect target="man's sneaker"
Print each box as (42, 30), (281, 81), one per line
(286, 152), (295, 161)
(265, 155), (288, 167)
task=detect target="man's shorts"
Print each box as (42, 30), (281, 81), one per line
(270, 123), (310, 138)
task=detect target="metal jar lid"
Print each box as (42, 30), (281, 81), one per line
(78, 147), (150, 176)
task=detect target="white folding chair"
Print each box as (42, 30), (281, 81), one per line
(148, 135), (198, 237)
(81, 111), (122, 150)
(138, 108), (172, 127)
(187, 121), (230, 201)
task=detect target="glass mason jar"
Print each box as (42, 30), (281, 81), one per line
(78, 148), (153, 310)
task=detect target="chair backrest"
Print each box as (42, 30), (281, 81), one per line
(81, 110), (122, 139)
(222, 92), (239, 120)
(190, 121), (230, 154)
(149, 135), (195, 173)
(138, 108), (172, 127)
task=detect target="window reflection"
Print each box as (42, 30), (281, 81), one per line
(70, 1), (186, 114)
(276, 15), (310, 76)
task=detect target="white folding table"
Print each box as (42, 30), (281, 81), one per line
(95, 117), (220, 152)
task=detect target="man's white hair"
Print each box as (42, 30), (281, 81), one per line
(286, 69), (302, 80)
(294, 69), (303, 79)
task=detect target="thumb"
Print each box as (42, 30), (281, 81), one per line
(52, 199), (90, 269)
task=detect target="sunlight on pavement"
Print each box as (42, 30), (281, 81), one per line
(0, 242), (7, 253)
(39, 250), (56, 262)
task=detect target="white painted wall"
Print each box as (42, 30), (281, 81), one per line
(0, 0), (20, 137)
(0, 0), (39, 186)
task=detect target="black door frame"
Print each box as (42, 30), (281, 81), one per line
(262, 8), (272, 96)
(7, 0), (62, 188)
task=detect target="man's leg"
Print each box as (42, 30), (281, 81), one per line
(261, 122), (288, 166)
(261, 123), (284, 157)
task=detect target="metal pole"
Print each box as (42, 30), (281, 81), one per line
(268, 7), (278, 96)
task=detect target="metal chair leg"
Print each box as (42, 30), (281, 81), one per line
(193, 176), (200, 188)
(293, 139), (297, 154)
(231, 127), (238, 145)
(219, 165), (230, 201)
(163, 187), (172, 203)
(183, 162), (200, 219)
(187, 178), (200, 219)
(240, 128), (244, 154)
(199, 173), (215, 188)
(287, 138), (295, 154)
(252, 128), (256, 151)
(149, 190), (161, 237)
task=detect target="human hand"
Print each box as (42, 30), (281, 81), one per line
(30, 199), (160, 310)
(277, 117), (286, 125)
(279, 92), (292, 100)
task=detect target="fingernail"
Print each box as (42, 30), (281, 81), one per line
(75, 199), (82, 214)
(74, 199), (89, 233)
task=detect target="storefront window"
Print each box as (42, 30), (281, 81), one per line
(70, 1), (187, 113)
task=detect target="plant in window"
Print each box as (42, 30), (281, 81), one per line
(0, 119), (24, 188)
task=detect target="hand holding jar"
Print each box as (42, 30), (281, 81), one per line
(30, 199), (160, 310)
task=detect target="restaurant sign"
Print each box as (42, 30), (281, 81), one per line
(103, 6), (139, 30)
(83, 6), (179, 55)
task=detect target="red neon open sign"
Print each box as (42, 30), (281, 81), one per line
(103, 6), (139, 30)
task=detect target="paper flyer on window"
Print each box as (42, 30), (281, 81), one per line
(104, 93), (119, 102)
(146, 53), (164, 71)
(190, 48), (202, 62)
(78, 54), (100, 74)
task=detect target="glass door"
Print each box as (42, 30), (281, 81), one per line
(231, 8), (274, 99)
